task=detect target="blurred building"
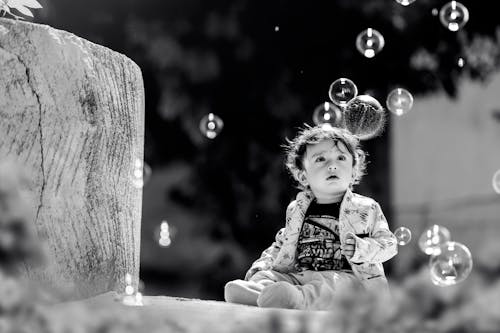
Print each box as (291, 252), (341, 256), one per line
(391, 70), (500, 275)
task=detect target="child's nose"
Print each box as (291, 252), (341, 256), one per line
(327, 165), (336, 172)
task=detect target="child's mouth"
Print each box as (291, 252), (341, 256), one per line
(327, 175), (338, 180)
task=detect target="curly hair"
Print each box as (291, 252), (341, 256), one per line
(283, 124), (367, 190)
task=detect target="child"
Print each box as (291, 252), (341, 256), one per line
(224, 125), (397, 310)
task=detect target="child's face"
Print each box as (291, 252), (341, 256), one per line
(300, 139), (354, 203)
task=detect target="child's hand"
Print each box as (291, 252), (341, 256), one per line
(341, 233), (356, 259)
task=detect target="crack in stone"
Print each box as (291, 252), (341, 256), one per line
(15, 54), (45, 222)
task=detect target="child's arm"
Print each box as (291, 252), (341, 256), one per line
(347, 202), (398, 264)
(244, 200), (295, 280)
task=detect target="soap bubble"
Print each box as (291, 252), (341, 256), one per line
(457, 57), (465, 68)
(418, 224), (451, 255)
(312, 102), (344, 128)
(386, 88), (414, 116)
(395, 0), (416, 6)
(328, 78), (358, 107)
(343, 95), (385, 140)
(131, 159), (152, 188)
(356, 28), (385, 58)
(492, 169), (500, 194)
(155, 220), (176, 247)
(439, 1), (469, 32)
(394, 226), (412, 246)
(429, 241), (473, 286)
(200, 113), (224, 139)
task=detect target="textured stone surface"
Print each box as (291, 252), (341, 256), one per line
(0, 18), (144, 298)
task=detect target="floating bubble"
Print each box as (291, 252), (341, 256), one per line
(328, 78), (358, 107)
(431, 8), (439, 16)
(274, 26), (279, 32)
(155, 220), (176, 247)
(125, 273), (132, 286)
(418, 224), (451, 255)
(134, 292), (144, 306)
(386, 88), (414, 116)
(200, 113), (224, 139)
(439, 1), (469, 32)
(492, 169), (500, 194)
(429, 241), (473, 286)
(356, 28), (385, 58)
(131, 159), (152, 188)
(395, 0), (416, 6)
(343, 95), (385, 140)
(312, 102), (344, 128)
(122, 273), (144, 306)
(457, 57), (465, 68)
(394, 226), (412, 246)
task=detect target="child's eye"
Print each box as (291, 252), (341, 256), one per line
(315, 156), (325, 163)
(338, 155), (346, 161)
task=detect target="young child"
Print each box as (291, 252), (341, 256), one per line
(224, 125), (397, 310)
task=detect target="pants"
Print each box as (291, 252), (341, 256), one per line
(224, 269), (361, 310)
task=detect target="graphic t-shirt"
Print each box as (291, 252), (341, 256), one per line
(296, 200), (352, 271)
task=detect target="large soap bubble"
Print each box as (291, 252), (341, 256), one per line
(429, 241), (473, 286)
(343, 95), (385, 140)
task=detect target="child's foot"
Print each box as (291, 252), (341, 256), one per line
(257, 281), (304, 309)
(224, 280), (264, 306)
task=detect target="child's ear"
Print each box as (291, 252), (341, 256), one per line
(297, 170), (308, 187)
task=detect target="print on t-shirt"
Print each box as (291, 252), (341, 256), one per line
(296, 202), (351, 271)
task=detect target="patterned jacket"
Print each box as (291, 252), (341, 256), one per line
(245, 189), (398, 294)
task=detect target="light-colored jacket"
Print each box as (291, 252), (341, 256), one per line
(245, 189), (398, 294)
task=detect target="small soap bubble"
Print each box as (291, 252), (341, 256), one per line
(418, 224), (451, 255)
(431, 8), (439, 16)
(134, 158), (142, 169)
(386, 88), (414, 116)
(343, 95), (385, 140)
(125, 285), (134, 295)
(131, 159), (152, 188)
(135, 292), (144, 306)
(429, 241), (473, 286)
(328, 78), (358, 107)
(274, 26), (279, 32)
(199, 113), (224, 139)
(356, 28), (385, 58)
(439, 1), (469, 32)
(395, 0), (416, 6)
(125, 273), (132, 285)
(312, 102), (344, 128)
(457, 57), (465, 68)
(394, 226), (412, 246)
(155, 220), (176, 247)
(492, 169), (500, 194)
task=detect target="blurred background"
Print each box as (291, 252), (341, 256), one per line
(27, 0), (500, 301)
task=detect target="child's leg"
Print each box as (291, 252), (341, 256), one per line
(224, 270), (292, 306)
(294, 271), (362, 310)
